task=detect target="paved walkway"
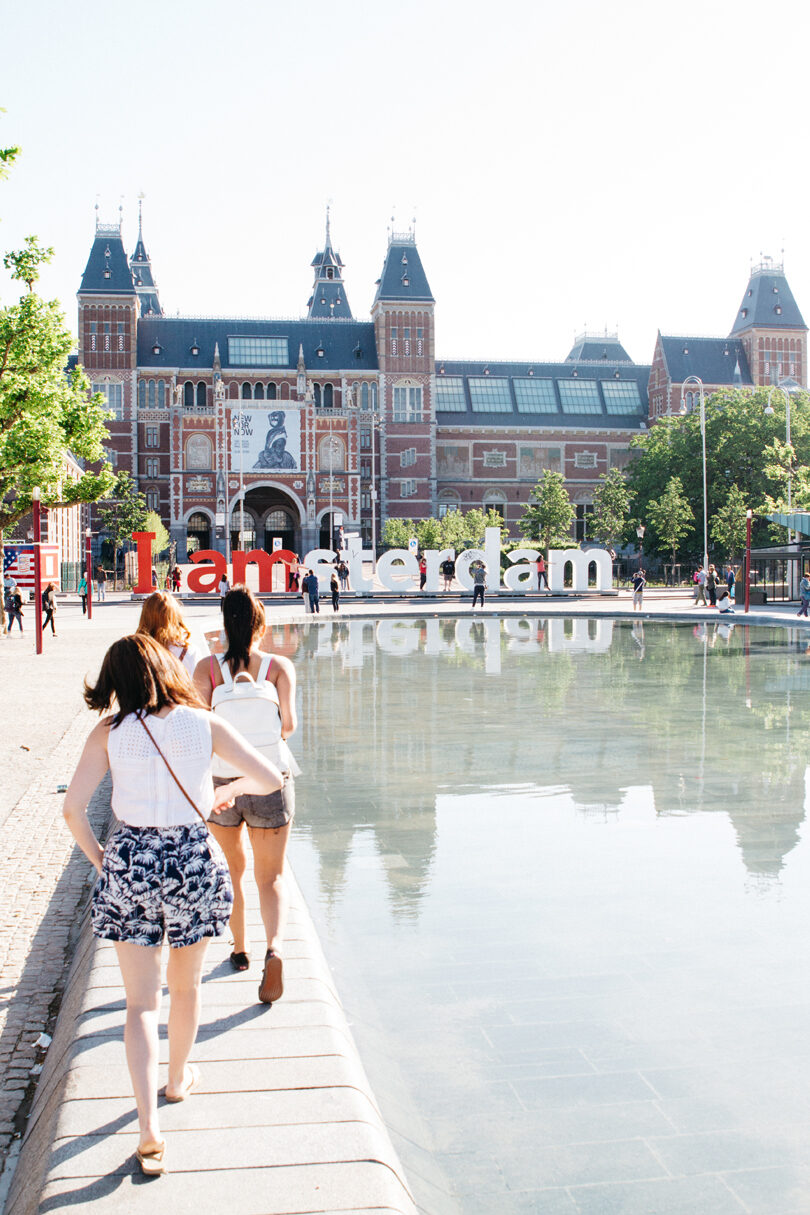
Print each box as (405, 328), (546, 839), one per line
(0, 589), (807, 1213)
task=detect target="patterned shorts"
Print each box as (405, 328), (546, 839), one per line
(92, 823), (233, 948)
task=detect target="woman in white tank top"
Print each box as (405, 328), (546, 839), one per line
(63, 633), (284, 1176)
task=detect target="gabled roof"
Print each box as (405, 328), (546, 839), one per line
(79, 229), (135, 296)
(374, 236), (433, 303)
(137, 317), (378, 372)
(434, 358), (650, 431)
(566, 338), (634, 363)
(659, 336), (752, 385)
(730, 262), (806, 334)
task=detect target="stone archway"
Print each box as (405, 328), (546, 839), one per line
(233, 485), (303, 556)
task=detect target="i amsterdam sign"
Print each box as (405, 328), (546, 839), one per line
(130, 529), (612, 595)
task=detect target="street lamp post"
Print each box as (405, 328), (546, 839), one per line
(32, 487), (43, 656)
(680, 376), (708, 570)
(85, 527), (93, 621)
(763, 379), (799, 544)
(744, 508), (752, 614)
(636, 523), (645, 570)
(345, 394), (380, 576)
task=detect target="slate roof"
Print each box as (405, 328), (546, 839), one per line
(307, 281), (353, 319)
(434, 359), (650, 431)
(374, 239), (433, 302)
(730, 267), (806, 335)
(79, 233), (135, 296)
(659, 336), (752, 385)
(565, 339), (634, 363)
(137, 318), (378, 372)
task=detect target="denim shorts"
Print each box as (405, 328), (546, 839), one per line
(91, 822), (233, 948)
(211, 776), (295, 830)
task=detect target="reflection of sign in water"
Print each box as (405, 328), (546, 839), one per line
(231, 408), (301, 471)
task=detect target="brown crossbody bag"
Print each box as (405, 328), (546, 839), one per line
(138, 715), (208, 827)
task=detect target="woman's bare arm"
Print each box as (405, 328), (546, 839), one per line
(209, 716), (285, 811)
(271, 654), (297, 738)
(192, 655), (215, 706)
(62, 721), (111, 872)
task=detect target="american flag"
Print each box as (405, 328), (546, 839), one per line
(3, 546), (60, 589)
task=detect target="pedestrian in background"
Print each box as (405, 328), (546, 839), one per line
(419, 555), (427, 590)
(218, 573), (230, 611)
(63, 632), (283, 1176)
(5, 583), (23, 633)
(798, 570), (810, 618)
(96, 567), (107, 602)
(632, 567), (646, 611)
(330, 569), (340, 612)
(706, 564), (718, 607)
(172, 566), (182, 593)
(441, 556), (455, 592)
(693, 565), (707, 606)
(78, 574), (88, 615)
(42, 582), (57, 636)
(305, 569), (320, 614)
(137, 591), (205, 676)
(537, 553), (549, 591)
(472, 561), (487, 609)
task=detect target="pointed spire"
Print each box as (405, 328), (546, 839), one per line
(307, 214), (352, 319)
(129, 199), (163, 318)
(325, 204), (331, 249)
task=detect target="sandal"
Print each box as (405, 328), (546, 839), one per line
(258, 949), (284, 1004)
(229, 950), (250, 972)
(136, 1141), (166, 1176)
(164, 1064), (200, 1104)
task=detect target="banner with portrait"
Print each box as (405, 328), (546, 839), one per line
(230, 407), (301, 472)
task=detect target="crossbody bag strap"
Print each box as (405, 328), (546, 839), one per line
(138, 715), (207, 826)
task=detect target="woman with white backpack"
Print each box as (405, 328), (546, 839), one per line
(193, 586), (298, 1003)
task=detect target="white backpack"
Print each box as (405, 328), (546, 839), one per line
(211, 654), (284, 778)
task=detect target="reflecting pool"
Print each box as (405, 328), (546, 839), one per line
(285, 618), (810, 1214)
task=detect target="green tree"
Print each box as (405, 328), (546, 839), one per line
(519, 470), (576, 551)
(97, 472), (149, 587)
(0, 242), (115, 539)
(382, 517), (414, 548)
(590, 468), (632, 547)
(627, 386), (810, 557)
(415, 516), (443, 551)
(144, 511), (170, 559)
(646, 476), (694, 566)
(710, 484), (747, 561)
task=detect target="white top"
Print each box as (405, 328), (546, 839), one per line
(168, 640), (206, 677)
(107, 706), (215, 827)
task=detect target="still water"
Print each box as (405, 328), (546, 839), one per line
(282, 617), (810, 1215)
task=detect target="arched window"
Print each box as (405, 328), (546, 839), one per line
(280, 381), (289, 400)
(183, 381), (194, 409)
(187, 511), (211, 551)
(267, 383), (277, 400)
(157, 380), (166, 409)
(145, 489), (159, 511)
(229, 382), (239, 399)
(185, 433), (213, 470)
(241, 382), (252, 399)
(138, 380), (146, 409)
(437, 491), (461, 518)
(483, 490), (507, 519)
(196, 383), (207, 409)
(148, 380), (156, 409)
(231, 508), (256, 549)
(323, 383), (333, 409)
(145, 457), (160, 478)
(314, 383), (322, 408)
(361, 383), (369, 409)
(371, 383), (378, 411)
(253, 383), (265, 400)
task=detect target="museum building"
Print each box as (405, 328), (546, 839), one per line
(76, 209), (807, 558)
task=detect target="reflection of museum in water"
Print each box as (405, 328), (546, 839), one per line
(76, 201), (807, 558)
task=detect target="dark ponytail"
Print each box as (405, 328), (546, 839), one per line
(222, 585), (265, 671)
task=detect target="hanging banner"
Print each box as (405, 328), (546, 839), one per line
(231, 407), (301, 472)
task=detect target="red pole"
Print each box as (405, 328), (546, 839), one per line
(744, 510), (752, 614)
(85, 528), (93, 621)
(33, 492), (43, 655)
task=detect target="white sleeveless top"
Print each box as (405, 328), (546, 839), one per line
(107, 706), (215, 827)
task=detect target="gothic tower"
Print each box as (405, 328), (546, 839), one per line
(730, 256), (807, 388)
(307, 208), (352, 319)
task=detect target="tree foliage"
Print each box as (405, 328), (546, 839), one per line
(144, 510), (170, 559)
(646, 476), (694, 566)
(519, 470), (576, 551)
(0, 246), (115, 533)
(97, 471), (150, 567)
(710, 484), (747, 560)
(627, 387), (810, 558)
(590, 468), (632, 547)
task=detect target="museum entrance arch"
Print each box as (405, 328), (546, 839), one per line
(233, 486), (301, 556)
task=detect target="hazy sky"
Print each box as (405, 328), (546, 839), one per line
(2, 0), (808, 367)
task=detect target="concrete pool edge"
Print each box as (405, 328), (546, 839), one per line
(3, 865), (418, 1215)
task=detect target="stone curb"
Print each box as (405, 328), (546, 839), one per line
(4, 867), (417, 1215)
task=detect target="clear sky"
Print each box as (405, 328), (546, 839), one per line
(2, 0), (808, 367)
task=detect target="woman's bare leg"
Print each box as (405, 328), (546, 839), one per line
(208, 822), (249, 954)
(114, 942), (163, 1150)
(165, 938), (209, 1098)
(248, 823), (291, 954)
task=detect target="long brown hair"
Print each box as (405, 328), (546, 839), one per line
(222, 585), (265, 670)
(136, 591), (191, 650)
(85, 633), (206, 726)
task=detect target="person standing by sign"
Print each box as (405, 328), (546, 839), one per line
(96, 566), (107, 602)
(218, 573), (230, 611)
(304, 569), (320, 614)
(42, 582), (57, 636)
(632, 568), (646, 611)
(537, 553), (549, 591)
(472, 561), (487, 609)
(441, 556), (455, 592)
(330, 569), (340, 612)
